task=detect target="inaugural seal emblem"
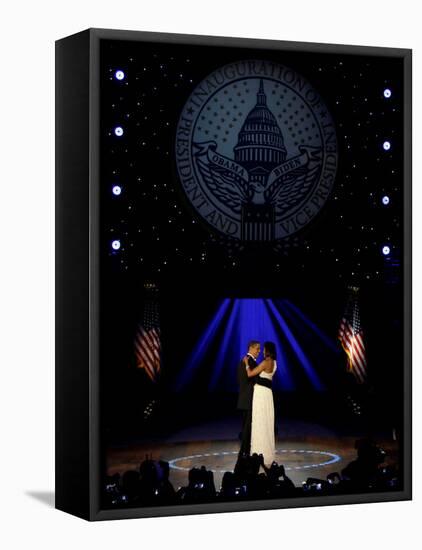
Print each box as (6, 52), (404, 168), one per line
(175, 60), (337, 241)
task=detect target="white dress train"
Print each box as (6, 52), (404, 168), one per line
(250, 361), (277, 467)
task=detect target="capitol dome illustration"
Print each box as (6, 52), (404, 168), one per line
(234, 79), (287, 184)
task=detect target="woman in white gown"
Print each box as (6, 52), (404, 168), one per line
(243, 341), (277, 468)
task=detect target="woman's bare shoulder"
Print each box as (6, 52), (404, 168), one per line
(264, 357), (275, 372)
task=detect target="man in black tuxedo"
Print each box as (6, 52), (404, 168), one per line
(237, 340), (261, 457)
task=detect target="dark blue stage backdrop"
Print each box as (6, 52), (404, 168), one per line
(173, 298), (342, 393)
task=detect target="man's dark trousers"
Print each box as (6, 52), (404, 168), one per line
(239, 407), (253, 456)
(237, 355), (257, 457)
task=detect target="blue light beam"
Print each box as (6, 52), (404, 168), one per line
(280, 299), (340, 353)
(174, 298), (231, 391)
(265, 299), (326, 391)
(208, 300), (241, 391)
(236, 298), (295, 391)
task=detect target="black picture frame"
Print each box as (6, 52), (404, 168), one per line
(55, 28), (412, 521)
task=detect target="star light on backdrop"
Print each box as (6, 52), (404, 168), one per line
(101, 44), (402, 284)
(114, 70), (125, 81)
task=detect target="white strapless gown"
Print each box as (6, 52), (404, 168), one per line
(250, 361), (277, 467)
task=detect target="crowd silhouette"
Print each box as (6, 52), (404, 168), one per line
(103, 438), (400, 507)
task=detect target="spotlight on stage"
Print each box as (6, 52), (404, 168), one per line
(382, 245), (390, 256)
(111, 239), (121, 250)
(383, 88), (392, 98)
(114, 126), (124, 137)
(173, 297), (342, 392)
(382, 140), (391, 151)
(382, 195), (390, 205)
(112, 185), (122, 196)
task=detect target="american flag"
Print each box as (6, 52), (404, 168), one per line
(338, 287), (367, 384)
(134, 298), (161, 382)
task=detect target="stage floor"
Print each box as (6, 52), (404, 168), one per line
(106, 416), (399, 489)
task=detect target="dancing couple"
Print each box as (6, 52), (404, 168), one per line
(237, 340), (277, 467)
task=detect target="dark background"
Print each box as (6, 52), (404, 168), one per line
(98, 38), (404, 446)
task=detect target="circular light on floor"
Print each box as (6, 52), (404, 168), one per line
(168, 449), (342, 473)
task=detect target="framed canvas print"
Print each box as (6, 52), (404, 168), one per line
(55, 28), (412, 521)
